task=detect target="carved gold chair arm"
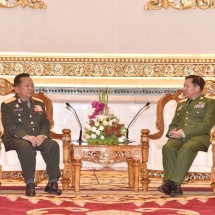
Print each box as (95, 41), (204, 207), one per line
(61, 129), (72, 190)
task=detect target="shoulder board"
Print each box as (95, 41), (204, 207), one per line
(204, 95), (215, 100)
(3, 97), (16, 104)
(179, 99), (187, 103)
(32, 97), (44, 103)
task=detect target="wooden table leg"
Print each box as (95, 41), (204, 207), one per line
(126, 157), (133, 187)
(71, 159), (75, 187)
(73, 159), (82, 192)
(132, 158), (140, 193)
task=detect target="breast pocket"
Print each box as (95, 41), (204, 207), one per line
(32, 112), (44, 122)
(191, 108), (205, 120)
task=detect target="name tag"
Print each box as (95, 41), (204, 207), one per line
(14, 108), (23, 112)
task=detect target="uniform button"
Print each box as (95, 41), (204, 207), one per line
(32, 128), (35, 130)
(197, 112), (199, 113)
(18, 118), (21, 121)
(18, 114), (21, 116)
(30, 115), (32, 118)
(31, 122), (34, 124)
(186, 117), (188, 119)
(187, 111), (189, 113)
(185, 124), (187, 125)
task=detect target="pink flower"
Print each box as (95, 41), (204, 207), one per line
(89, 102), (105, 119)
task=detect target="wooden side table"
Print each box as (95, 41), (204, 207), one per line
(70, 144), (142, 192)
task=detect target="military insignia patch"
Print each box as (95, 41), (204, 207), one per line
(194, 102), (205, 108)
(34, 105), (43, 112)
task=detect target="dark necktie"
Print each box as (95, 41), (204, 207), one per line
(24, 100), (30, 108)
(186, 99), (193, 107)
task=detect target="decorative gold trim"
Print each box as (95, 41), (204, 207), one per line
(0, 0), (46, 9)
(1, 53), (215, 88)
(144, 0), (215, 10)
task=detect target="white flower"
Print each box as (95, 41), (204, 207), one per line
(96, 130), (101, 135)
(99, 125), (104, 131)
(91, 134), (97, 139)
(98, 115), (105, 121)
(95, 121), (100, 126)
(108, 121), (113, 126)
(118, 136), (125, 142)
(91, 126), (97, 132)
(103, 121), (108, 126)
(101, 135), (105, 140)
(85, 123), (91, 130)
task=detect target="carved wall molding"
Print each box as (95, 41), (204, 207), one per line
(144, 0), (215, 10)
(0, 53), (215, 88)
(0, 0), (46, 9)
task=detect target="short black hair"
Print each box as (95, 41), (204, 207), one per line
(185, 75), (205, 91)
(14, 73), (30, 87)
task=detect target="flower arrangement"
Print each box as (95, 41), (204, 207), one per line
(84, 88), (127, 145)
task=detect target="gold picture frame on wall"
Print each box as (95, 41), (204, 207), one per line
(0, 0), (46, 9)
(144, 0), (215, 10)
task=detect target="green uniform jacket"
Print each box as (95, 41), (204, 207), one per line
(167, 94), (215, 150)
(1, 94), (50, 151)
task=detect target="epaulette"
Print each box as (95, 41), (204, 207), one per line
(3, 97), (16, 104)
(32, 97), (44, 103)
(204, 95), (215, 100)
(179, 98), (187, 103)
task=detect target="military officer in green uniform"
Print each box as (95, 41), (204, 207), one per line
(158, 75), (215, 197)
(1, 73), (62, 196)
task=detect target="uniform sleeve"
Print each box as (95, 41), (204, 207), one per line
(1, 102), (27, 138)
(166, 103), (181, 135)
(39, 103), (50, 137)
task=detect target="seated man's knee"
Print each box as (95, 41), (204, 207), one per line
(17, 141), (36, 155)
(50, 140), (59, 151)
(163, 141), (173, 150)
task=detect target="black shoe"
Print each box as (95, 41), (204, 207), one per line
(44, 181), (62, 195)
(169, 185), (183, 197)
(158, 180), (172, 195)
(26, 183), (36, 196)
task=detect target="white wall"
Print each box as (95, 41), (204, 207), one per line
(0, 0), (214, 54)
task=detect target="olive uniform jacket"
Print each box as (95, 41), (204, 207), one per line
(167, 94), (215, 151)
(1, 94), (50, 151)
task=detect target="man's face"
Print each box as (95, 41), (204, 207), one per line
(183, 78), (201, 99)
(14, 76), (34, 101)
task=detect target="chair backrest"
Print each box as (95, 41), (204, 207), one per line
(150, 80), (215, 140)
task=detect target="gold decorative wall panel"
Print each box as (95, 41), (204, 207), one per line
(144, 0), (215, 10)
(0, 0), (46, 9)
(0, 53), (215, 88)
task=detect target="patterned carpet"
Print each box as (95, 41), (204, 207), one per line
(0, 170), (214, 215)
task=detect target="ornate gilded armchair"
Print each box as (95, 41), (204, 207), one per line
(140, 80), (215, 194)
(0, 78), (71, 189)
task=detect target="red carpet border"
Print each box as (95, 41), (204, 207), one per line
(0, 170), (214, 214)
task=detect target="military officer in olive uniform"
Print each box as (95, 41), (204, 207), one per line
(1, 73), (62, 196)
(158, 75), (215, 197)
